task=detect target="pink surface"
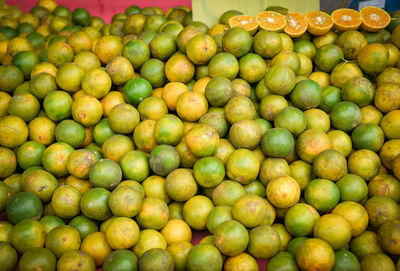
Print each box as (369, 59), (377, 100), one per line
(5, 0), (192, 23)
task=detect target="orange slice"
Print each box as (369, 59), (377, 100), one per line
(360, 6), (391, 32)
(284, 12), (308, 38)
(332, 8), (362, 31)
(229, 15), (259, 35)
(256, 11), (287, 32)
(306, 11), (334, 36)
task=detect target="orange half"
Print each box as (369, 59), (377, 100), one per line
(256, 11), (287, 32)
(229, 15), (259, 35)
(360, 6), (391, 32)
(284, 12), (308, 38)
(306, 11), (334, 36)
(332, 8), (362, 31)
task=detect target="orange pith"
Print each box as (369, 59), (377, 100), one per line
(360, 6), (391, 32)
(256, 11), (287, 32)
(284, 12), (308, 38)
(306, 11), (334, 36)
(332, 8), (362, 31)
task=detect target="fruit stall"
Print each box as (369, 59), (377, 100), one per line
(1, 0), (400, 270)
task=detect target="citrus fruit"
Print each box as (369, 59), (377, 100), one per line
(360, 6), (391, 32)
(332, 250), (361, 271)
(226, 149), (260, 184)
(248, 224), (281, 259)
(18, 247), (56, 271)
(103, 250), (138, 271)
(332, 8), (362, 31)
(336, 174), (368, 202)
(348, 149), (381, 181)
(253, 30), (282, 58)
(0, 242), (18, 271)
(296, 129), (332, 163)
(314, 214), (352, 250)
(212, 180), (246, 206)
(220, 10), (243, 25)
(306, 11), (334, 36)
(264, 65), (296, 95)
(365, 196), (400, 228)
(256, 11), (286, 32)
(224, 253), (258, 271)
(232, 194), (268, 227)
(291, 79), (323, 110)
(186, 244), (223, 271)
(89, 159), (121, 190)
(357, 43), (388, 75)
(183, 195), (213, 230)
(267, 175), (300, 208)
(284, 203), (319, 237)
(296, 238), (335, 271)
(186, 34), (217, 65)
(0, 115), (28, 148)
(208, 52), (239, 80)
(149, 145), (180, 176)
(57, 250), (96, 271)
(350, 231), (383, 259)
(51, 185), (81, 219)
(313, 149), (347, 181)
(261, 128), (294, 158)
(45, 225), (81, 258)
(336, 30), (368, 60)
(332, 201), (369, 237)
(80, 232), (112, 267)
(6, 192), (43, 225)
(205, 76), (233, 107)
(228, 15), (259, 35)
(284, 12), (308, 38)
(266, 252), (298, 271)
(330, 101), (362, 132)
(314, 44), (344, 72)
(214, 220), (249, 257)
(363, 254), (396, 271)
(305, 179), (340, 212)
(10, 219), (45, 254)
(80, 188), (112, 221)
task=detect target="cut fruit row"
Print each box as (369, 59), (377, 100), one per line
(228, 6), (391, 38)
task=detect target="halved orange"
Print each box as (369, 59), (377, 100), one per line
(284, 12), (308, 38)
(306, 11), (334, 36)
(256, 11), (287, 32)
(360, 6), (390, 32)
(229, 15), (259, 35)
(332, 8), (362, 31)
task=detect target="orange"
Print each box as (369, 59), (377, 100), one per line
(162, 82), (189, 111)
(176, 91), (208, 122)
(360, 6), (390, 32)
(80, 232), (112, 267)
(228, 15), (259, 35)
(306, 11), (334, 36)
(256, 11), (286, 32)
(331, 8), (362, 31)
(284, 12), (308, 38)
(161, 219), (192, 245)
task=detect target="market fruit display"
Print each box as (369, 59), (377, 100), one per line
(1, 0), (400, 270)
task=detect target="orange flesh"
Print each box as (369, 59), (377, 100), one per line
(284, 12), (308, 37)
(229, 15), (259, 31)
(360, 6), (390, 30)
(332, 8), (362, 27)
(256, 11), (286, 30)
(306, 11), (333, 29)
